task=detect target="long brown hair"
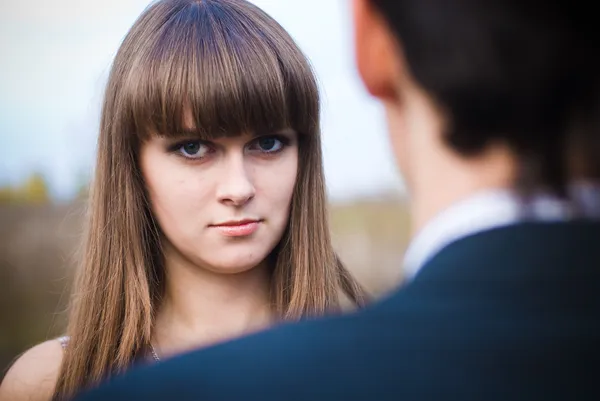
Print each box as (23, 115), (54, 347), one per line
(54, 0), (366, 399)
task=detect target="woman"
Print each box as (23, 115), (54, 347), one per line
(0, 0), (366, 400)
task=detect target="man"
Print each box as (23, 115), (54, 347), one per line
(75, 0), (600, 400)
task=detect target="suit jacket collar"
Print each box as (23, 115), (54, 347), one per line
(403, 183), (600, 281)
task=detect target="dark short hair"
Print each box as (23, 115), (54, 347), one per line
(372, 0), (600, 197)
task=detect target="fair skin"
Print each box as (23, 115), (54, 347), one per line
(0, 127), (298, 400)
(352, 0), (518, 236)
(145, 129), (298, 357)
(0, 340), (63, 401)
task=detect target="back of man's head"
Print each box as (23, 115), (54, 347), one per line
(368, 0), (600, 198)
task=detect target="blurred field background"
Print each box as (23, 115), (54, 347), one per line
(0, 178), (410, 378)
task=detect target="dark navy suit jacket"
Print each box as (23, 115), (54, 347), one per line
(74, 222), (600, 401)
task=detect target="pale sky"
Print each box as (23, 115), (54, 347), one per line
(0, 0), (404, 201)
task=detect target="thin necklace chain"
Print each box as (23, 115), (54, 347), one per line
(149, 343), (160, 362)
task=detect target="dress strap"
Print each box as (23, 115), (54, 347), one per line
(57, 336), (70, 349)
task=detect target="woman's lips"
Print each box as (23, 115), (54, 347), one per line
(210, 220), (261, 237)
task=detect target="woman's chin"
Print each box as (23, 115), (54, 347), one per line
(201, 256), (268, 275)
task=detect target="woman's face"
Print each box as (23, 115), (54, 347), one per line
(140, 126), (298, 274)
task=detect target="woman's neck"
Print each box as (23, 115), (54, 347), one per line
(153, 249), (273, 359)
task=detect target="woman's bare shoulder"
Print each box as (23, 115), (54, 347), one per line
(0, 338), (65, 401)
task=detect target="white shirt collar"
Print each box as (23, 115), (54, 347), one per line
(402, 183), (600, 281)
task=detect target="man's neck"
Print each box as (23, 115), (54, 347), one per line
(408, 143), (517, 237)
(383, 78), (518, 237)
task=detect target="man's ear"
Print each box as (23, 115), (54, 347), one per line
(352, 0), (403, 103)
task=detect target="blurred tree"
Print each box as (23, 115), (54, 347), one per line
(20, 173), (50, 204)
(0, 186), (14, 204)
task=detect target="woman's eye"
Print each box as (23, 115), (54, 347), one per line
(177, 141), (210, 159)
(250, 136), (285, 153)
